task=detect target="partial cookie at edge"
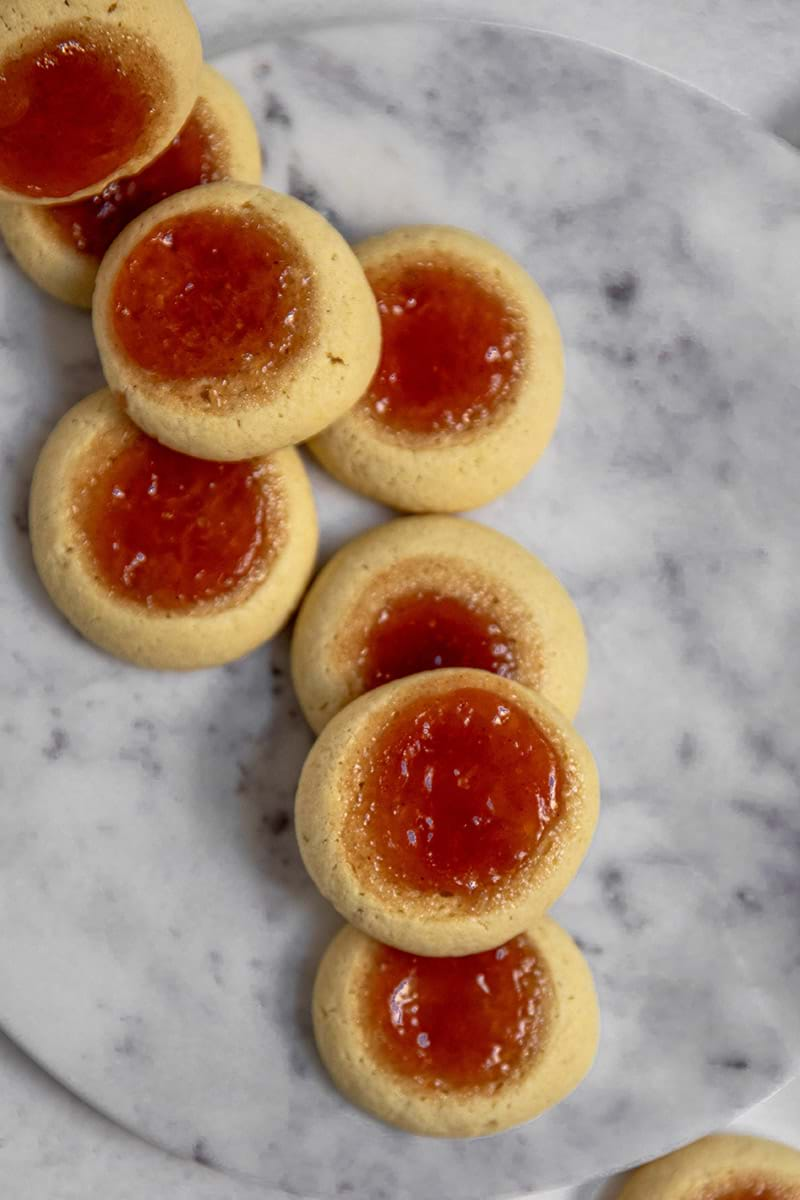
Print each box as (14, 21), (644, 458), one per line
(0, 64), (262, 309)
(0, 0), (202, 204)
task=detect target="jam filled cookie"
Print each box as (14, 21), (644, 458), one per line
(0, 65), (262, 308)
(618, 1135), (800, 1200)
(0, 0), (202, 204)
(29, 389), (317, 669)
(93, 181), (381, 460)
(291, 515), (587, 733)
(313, 917), (599, 1137)
(295, 668), (599, 955)
(309, 224), (563, 512)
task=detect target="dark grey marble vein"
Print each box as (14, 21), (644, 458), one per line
(0, 19), (799, 1200)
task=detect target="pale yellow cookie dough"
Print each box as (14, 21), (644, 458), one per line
(291, 515), (587, 733)
(92, 181), (381, 460)
(0, 0), (202, 204)
(313, 917), (599, 1137)
(309, 224), (564, 512)
(295, 667), (599, 956)
(29, 388), (318, 669)
(618, 1134), (800, 1199)
(0, 65), (262, 309)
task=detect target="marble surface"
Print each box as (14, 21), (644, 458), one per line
(1, 7), (800, 1200)
(191, 0), (800, 139)
(3, 1037), (799, 1200)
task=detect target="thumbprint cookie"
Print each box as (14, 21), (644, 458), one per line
(291, 515), (587, 733)
(93, 181), (381, 460)
(295, 667), (599, 956)
(29, 388), (317, 669)
(0, 0), (202, 204)
(0, 65), (262, 308)
(313, 917), (599, 1136)
(618, 1135), (800, 1200)
(309, 224), (563, 512)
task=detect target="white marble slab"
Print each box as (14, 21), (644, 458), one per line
(190, 0), (800, 136)
(4, 1030), (800, 1200)
(1, 19), (799, 1198)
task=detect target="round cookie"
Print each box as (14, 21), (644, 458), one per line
(292, 515), (587, 733)
(93, 181), (381, 460)
(309, 224), (564, 512)
(29, 388), (317, 670)
(618, 1134), (800, 1199)
(0, 65), (262, 309)
(0, 0), (202, 204)
(313, 917), (599, 1137)
(295, 667), (599, 956)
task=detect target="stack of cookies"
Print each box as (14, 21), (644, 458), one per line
(6, 1), (378, 667)
(293, 519), (600, 1135)
(2, 0), (600, 1140)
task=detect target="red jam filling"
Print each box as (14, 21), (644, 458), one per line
(364, 935), (550, 1090)
(110, 209), (312, 380)
(75, 431), (276, 610)
(363, 259), (524, 435)
(48, 106), (223, 260)
(359, 589), (516, 691)
(0, 26), (161, 199)
(347, 685), (562, 896)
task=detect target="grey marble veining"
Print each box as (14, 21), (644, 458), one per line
(1, 20), (799, 1199)
(190, 0), (800, 139)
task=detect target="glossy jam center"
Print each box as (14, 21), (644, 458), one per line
(111, 209), (313, 381)
(0, 26), (159, 199)
(75, 431), (275, 610)
(364, 935), (550, 1090)
(360, 589), (517, 691)
(364, 259), (524, 435)
(348, 685), (562, 896)
(48, 106), (223, 260)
